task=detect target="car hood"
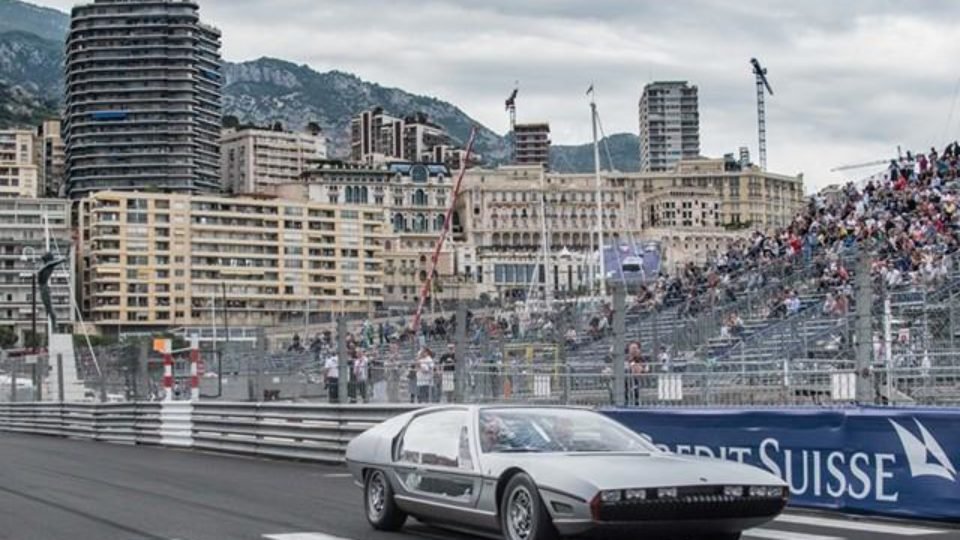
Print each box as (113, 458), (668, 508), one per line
(496, 452), (784, 490)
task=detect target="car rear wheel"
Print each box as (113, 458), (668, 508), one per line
(500, 473), (557, 540)
(365, 469), (407, 531)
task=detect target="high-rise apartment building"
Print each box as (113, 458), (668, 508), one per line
(350, 108), (458, 167)
(402, 113), (449, 163)
(76, 191), (385, 333)
(221, 126), (328, 194)
(0, 199), (74, 345)
(638, 81), (700, 172)
(351, 108), (402, 164)
(0, 129), (39, 198)
(513, 122), (551, 167)
(64, 0), (223, 198)
(36, 120), (66, 197)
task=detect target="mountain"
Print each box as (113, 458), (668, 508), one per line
(551, 133), (641, 173)
(223, 58), (508, 161)
(0, 0), (639, 171)
(0, 0), (69, 43)
(0, 79), (56, 126)
(0, 29), (63, 100)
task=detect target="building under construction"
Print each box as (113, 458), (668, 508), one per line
(513, 122), (551, 168)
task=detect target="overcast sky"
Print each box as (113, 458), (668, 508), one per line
(32, 0), (960, 191)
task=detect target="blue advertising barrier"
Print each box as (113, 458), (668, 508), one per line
(602, 407), (960, 522)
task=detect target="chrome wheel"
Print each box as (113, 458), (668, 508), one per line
(367, 470), (386, 521)
(507, 485), (534, 540)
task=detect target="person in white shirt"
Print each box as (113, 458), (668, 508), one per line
(353, 350), (369, 403)
(416, 347), (435, 403)
(323, 354), (339, 403)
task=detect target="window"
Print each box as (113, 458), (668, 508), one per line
(478, 408), (655, 453)
(397, 410), (474, 471)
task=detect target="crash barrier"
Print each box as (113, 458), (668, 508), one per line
(0, 402), (163, 444)
(603, 407), (960, 522)
(0, 402), (418, 464)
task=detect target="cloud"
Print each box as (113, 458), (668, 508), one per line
(30, 0), (960, 191)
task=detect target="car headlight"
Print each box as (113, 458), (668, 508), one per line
(657, 487), (678, 499)
(625, 488), (647, 501)
(749, 486), (784, 498)
(600, 490), (622, 503)
(723, 486), (744, 497)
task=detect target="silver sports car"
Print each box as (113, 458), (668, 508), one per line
(345, 405), (788, 540)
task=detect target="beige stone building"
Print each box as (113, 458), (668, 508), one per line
(76, 191), (385, 334)
(0, 129), (39, 198)
(221, 126), (328, 194)
(456, 157), (803, 299)
(283, 160), (459, 307)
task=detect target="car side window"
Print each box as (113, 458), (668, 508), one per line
(397, 410), (474, 470)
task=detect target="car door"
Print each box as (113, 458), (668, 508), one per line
(391, 408), (488, 527)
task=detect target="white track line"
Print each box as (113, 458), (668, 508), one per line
(264, 534), (352, 540)
(776, 514), (949, 536)
(745, 529), (844, 540)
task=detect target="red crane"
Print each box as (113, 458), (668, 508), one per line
(410, 127), (478, 336)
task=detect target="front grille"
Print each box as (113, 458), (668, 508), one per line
(597, 496), (786, 522)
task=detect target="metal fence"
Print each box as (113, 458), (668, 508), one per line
(5, 251), (960, 408)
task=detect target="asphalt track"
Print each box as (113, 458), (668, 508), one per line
(1, 433), (958, 540)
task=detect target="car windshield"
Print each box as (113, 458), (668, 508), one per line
(478, 408), (656, 454)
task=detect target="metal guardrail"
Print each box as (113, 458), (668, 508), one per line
(0, 402), (163, 445)
(0, 402), (418, 464)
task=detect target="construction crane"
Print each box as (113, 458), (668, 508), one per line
(751, 58), (773, 171)
(505, 82), (518, 161)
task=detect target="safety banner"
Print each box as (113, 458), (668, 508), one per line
(603, 407), (960, 521)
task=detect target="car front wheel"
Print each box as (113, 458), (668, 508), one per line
(365, 469), (407, 531)
(500, 473), (557, 540)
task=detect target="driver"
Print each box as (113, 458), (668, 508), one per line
(479, 413), (508, 452)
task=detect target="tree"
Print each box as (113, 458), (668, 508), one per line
(306, 121), (322, 135)
(0, 326), (18, 350)
(222, 115), (240, 129)
(24, 330), (45, 349)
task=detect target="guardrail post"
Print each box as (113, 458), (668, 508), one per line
(612, 283), (626, 407)
(57, 353), (64, 403)
(35, 357), (43, 402)
(11, 357), (17, 402)
(337, 317), (348, 404)
(454, 301), (467, 403)
(854, 252), (875, 404)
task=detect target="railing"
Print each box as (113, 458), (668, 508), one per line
(0, 402), (417, 464)
(0, 402), (161, 444)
